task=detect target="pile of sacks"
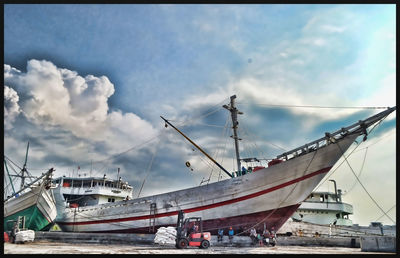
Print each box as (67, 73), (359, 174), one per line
(15, 230), (35, 243)
(154, 226), (177, 245)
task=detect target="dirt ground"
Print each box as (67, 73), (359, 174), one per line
(3, 241), (392, 254)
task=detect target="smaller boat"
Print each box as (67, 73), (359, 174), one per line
(278, 181), (396, 237)
(291, 180), (353, 226)
(4, 143), (57, 232)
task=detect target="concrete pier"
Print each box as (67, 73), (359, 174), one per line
(34, 232), (154, 245)
(360, 236), (396, 252)
(34, 232), (360, 248)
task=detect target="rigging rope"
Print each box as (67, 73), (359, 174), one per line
(205, 112), (233, 183)
(353, 130), (395, 154)
(239, 122), (287, 153)
(343, 147), (368, 195)
(217, 115), (232, 182)
(374, 205), (396, 223)
(237, 103), (389, 110)
(314, 112), (391, 191)
(168, 97), (229, 126)
(4, 155), (23, 171)
(335, 141), (395, 224)
(137, 131), (164, 198)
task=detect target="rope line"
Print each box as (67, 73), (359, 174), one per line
(335, 142), (395, 224)
(343, 147), (368, 195)
(374, 205), (396, 222)
(237, 103), (390, 110)
(137, 133), (163, 198)
(315, 112), (391, 192)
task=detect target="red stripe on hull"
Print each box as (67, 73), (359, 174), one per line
(77, 204), (301, 235)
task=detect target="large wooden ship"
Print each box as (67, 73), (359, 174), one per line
(53, 96), (395, 235)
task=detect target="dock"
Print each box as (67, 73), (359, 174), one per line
(29, 231), (396, 253)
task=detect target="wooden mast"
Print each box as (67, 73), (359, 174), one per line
(223, 95), (243, 175)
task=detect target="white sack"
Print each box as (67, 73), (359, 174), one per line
(15, 230), (35, 243)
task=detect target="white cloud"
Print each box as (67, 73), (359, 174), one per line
(104, 111), (159, 153)
(302, 7), (351, 35)
(312, 38), (326, 46)
(4, 64), (22, 79)
(4, 85), (21, 130)
(4, 59), (158, 155)
(321, 24), (346, 33)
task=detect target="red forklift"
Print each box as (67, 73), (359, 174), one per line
(175, 210), (211, 249)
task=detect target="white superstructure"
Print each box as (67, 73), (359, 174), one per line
(291, 189), (353, 226)
(52, 176), (133, 220)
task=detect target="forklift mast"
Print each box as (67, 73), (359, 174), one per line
(176, 210), (185, 237)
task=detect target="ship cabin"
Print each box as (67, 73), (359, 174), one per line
(52, 176), (134, 208)
(292, 189), (354, 226)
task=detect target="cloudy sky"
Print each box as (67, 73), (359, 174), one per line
(4, 4), (396, 226)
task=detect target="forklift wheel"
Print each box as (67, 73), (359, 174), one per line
(200, 240), (210, 249)
(177, 238), (188, 249)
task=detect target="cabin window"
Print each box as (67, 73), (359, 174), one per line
(108, 198), (115, 202)
(63, 180), (72, 187)
(82, 181), (91, 188)
(320, 196), (324, 202)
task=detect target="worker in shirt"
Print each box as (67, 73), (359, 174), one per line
(241, 166), (247, 175)
(217, 228), (224, 242)
(250, 227), (257, 245)
(190, 223), (198, 234)
(228, 226), (234, 244)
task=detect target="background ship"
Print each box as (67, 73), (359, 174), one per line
(278, 180), (396, 237)
(4, 143), (57, 232)
(52, 173), (133, 226)
(291, 180), (353, 226)
(52, 96), (395, 235)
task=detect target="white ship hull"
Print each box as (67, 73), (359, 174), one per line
(55, 135), (357, 234)
(4, 185), (57, 231)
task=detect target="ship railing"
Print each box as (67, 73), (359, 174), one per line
(276, 106), (395, 161)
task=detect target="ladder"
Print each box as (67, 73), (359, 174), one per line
(149, 203), (157, 233)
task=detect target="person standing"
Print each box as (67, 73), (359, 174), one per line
(217, 228), (224, 242)
(250, 227), (257, 246)
(262, 228), (271, 245)
(269, 227), (277, 246)
(228, 226), (234, 245)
